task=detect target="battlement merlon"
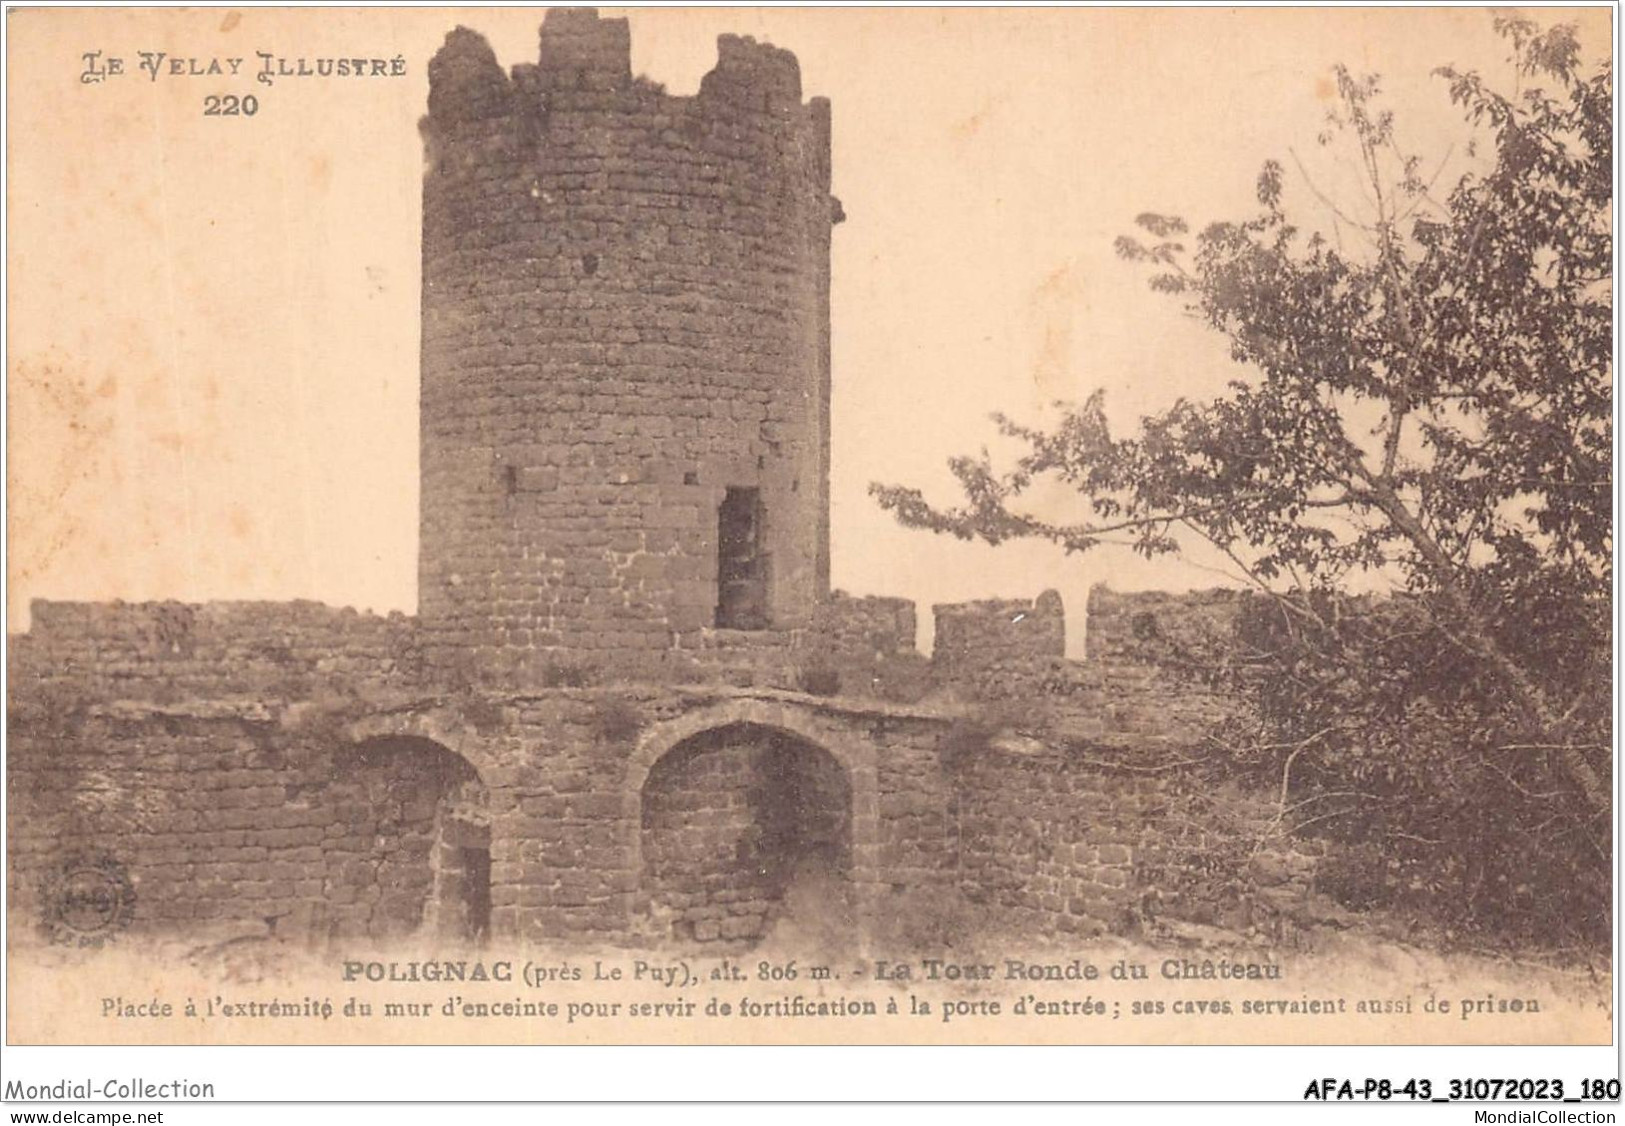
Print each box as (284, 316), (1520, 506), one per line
(424, 27), (511, 124)
(1084, 584), (1247, 665)
(537, 7), (631, 91)
(932, 591), (1066, 672)
(700, 34), (802, 108)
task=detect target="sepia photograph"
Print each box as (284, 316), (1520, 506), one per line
(2, 2), (1616, 1102)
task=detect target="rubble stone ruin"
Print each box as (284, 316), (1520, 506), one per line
(8, 11), (1321, 951)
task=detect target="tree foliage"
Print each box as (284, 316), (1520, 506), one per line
(873, 18), (1612, 944)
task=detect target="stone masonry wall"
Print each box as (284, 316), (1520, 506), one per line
(823, 592), (916, 658)
(1078, 587), (1248, 744)
(3, 707), (469, 941)
(931, 590), (1065, 698)
(8, 676), (969, 949)
(952, 744), (1150, 936)
(8, 578), (1325, 951)
(943, 586), (1327, 940)
(640, 724), (850, 943)
(11, 600), (417, 702)
(418, 10), (838, 684)
(951, 740), (1324, 941)
(815, 592), (929, 702)
(1085, 586), (1248, 669)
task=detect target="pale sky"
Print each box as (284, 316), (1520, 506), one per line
(7, 6), (1612, 652)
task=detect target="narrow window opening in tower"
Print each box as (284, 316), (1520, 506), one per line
(716, 487), (769, 630)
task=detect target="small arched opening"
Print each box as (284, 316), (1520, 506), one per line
(344, 736), (491, 944)
(638, 722), (852, 946)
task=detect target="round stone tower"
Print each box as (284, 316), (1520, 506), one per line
(418, 10), (839, 682)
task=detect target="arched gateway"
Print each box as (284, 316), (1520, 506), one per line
(627, 701), (879, 947)
(342, 734), (491, 944)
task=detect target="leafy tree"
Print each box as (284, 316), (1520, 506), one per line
(873, 17), (1611, 942)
